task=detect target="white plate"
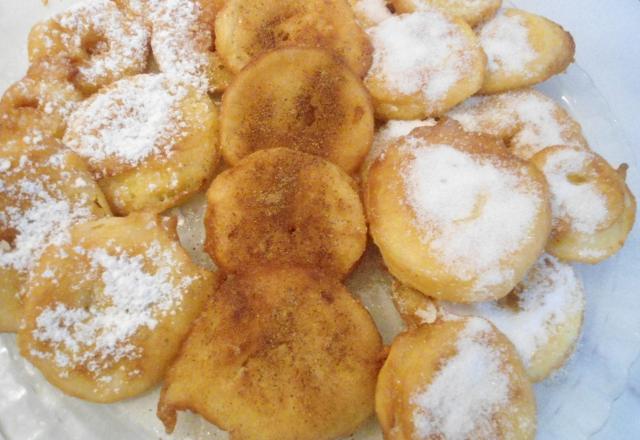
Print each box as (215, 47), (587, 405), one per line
(1, 2), (639, 439)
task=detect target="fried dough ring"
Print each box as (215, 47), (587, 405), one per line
(365, 9), (486, 120)
(28, 0), (149, 95)
(366, 119), (551, 302)
(0, 58), (83, 140)
(391, 0), (502, 27)
(63, 74), (219, 215)
(448, 89), (589, 160)
(205, 148), (367, 278)
(18, 213), (215, 402)
(478, 9), (575, 94)
(220, 48), (374, 174)
(393, 254), (585, 382)
(157, 266), (383, 439)
(376, 317), (536, 439)
(215, 0), (372, 77)
(531, 146), (636, 263)
(0, 138), (111, 333)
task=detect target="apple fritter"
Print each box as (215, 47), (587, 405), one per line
(18, 213), (215, 402)
(215, 0), (372, 77)
(158, 266), (383, 440)
(205, 148), (367, 278)
(220, 47), (374, 174)
(376, 317), (536, 439)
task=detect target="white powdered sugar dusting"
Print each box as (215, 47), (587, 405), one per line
(31, 242), (195, 375)
(540, 148), (609, 233)
(479, 11), (537, 75)
(64, 74), (188, 176)
(403, 142), (542, 291)
(444, 254), (584, 367)
(411, 318), (510, 439)
(54, 0), (149, 86)
(148, 0), (213, 93)
(0, 151), (94, 276)
(367, 11), (473, 102)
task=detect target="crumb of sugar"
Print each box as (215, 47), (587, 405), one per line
(480, 11), (537, 75)
(148, 0), (213, 93)
(31, 241), (196, 375)
(403, 141), (542, 292)
(411, 318), (510, 439)
(540, 148), (609, 233)
(367, 11), (474, 102)
(352, 0), (391, 25)
(64, 75), (188, 177)
(444, 254), (584, 367)
(54, 0), (149, 86)
(0, 151), (94, 276)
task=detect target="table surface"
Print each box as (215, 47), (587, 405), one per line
(0, 0), (639, 438)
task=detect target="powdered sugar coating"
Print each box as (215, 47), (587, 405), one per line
(411, 318), (511, 439)
(448, 90), (588, 159)
(0, 147), (101, 279)
(34, 0), (149, 91)
(539, 148), (609, 234)
(366, 11), (475, 102)
(148, 0), (213, 93)
(402, 141), (544, 293)
(479, 10), (536, 75)
(30, 241), (195, 376)
(444, 254), (584, 369)
(63, 74), (189, 178)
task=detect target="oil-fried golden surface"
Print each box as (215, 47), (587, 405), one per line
(205, 148), (367, 278)
(221, 48), (374, 174)
(158, 266), (384, 440)
(366, 120), (551, 302)
(18, 214), (215, 402)
(376, 318), (536, 439)
(364, 12), (486, 120)
(0, 138), (110, 333)
(63, 75), (220, 215)
(215, 0), (372, 77)
(479, 9), (575, 94)
(531, 145), (636, 263)
(0, 58), (83, 140)
(27, 0), (149, 95)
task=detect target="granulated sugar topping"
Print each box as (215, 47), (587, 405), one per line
(0, 150), (95, 276)
(411, 318), (510, 439)
(367, 11), (474, 102)
(448, 91), (587, 159)
(479, 11), (536, 75)
(64, 74), (189, 177)
(31, 241), (196, 376)
(403, 141), (542, 291)
(352, 0), (391, 25)
(445, 254), (584, 367)
(148, 0), (213, 93)
(539, 148), (609, 234)
(53, 0), (149, 86)
(367, 119), (437, 167)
